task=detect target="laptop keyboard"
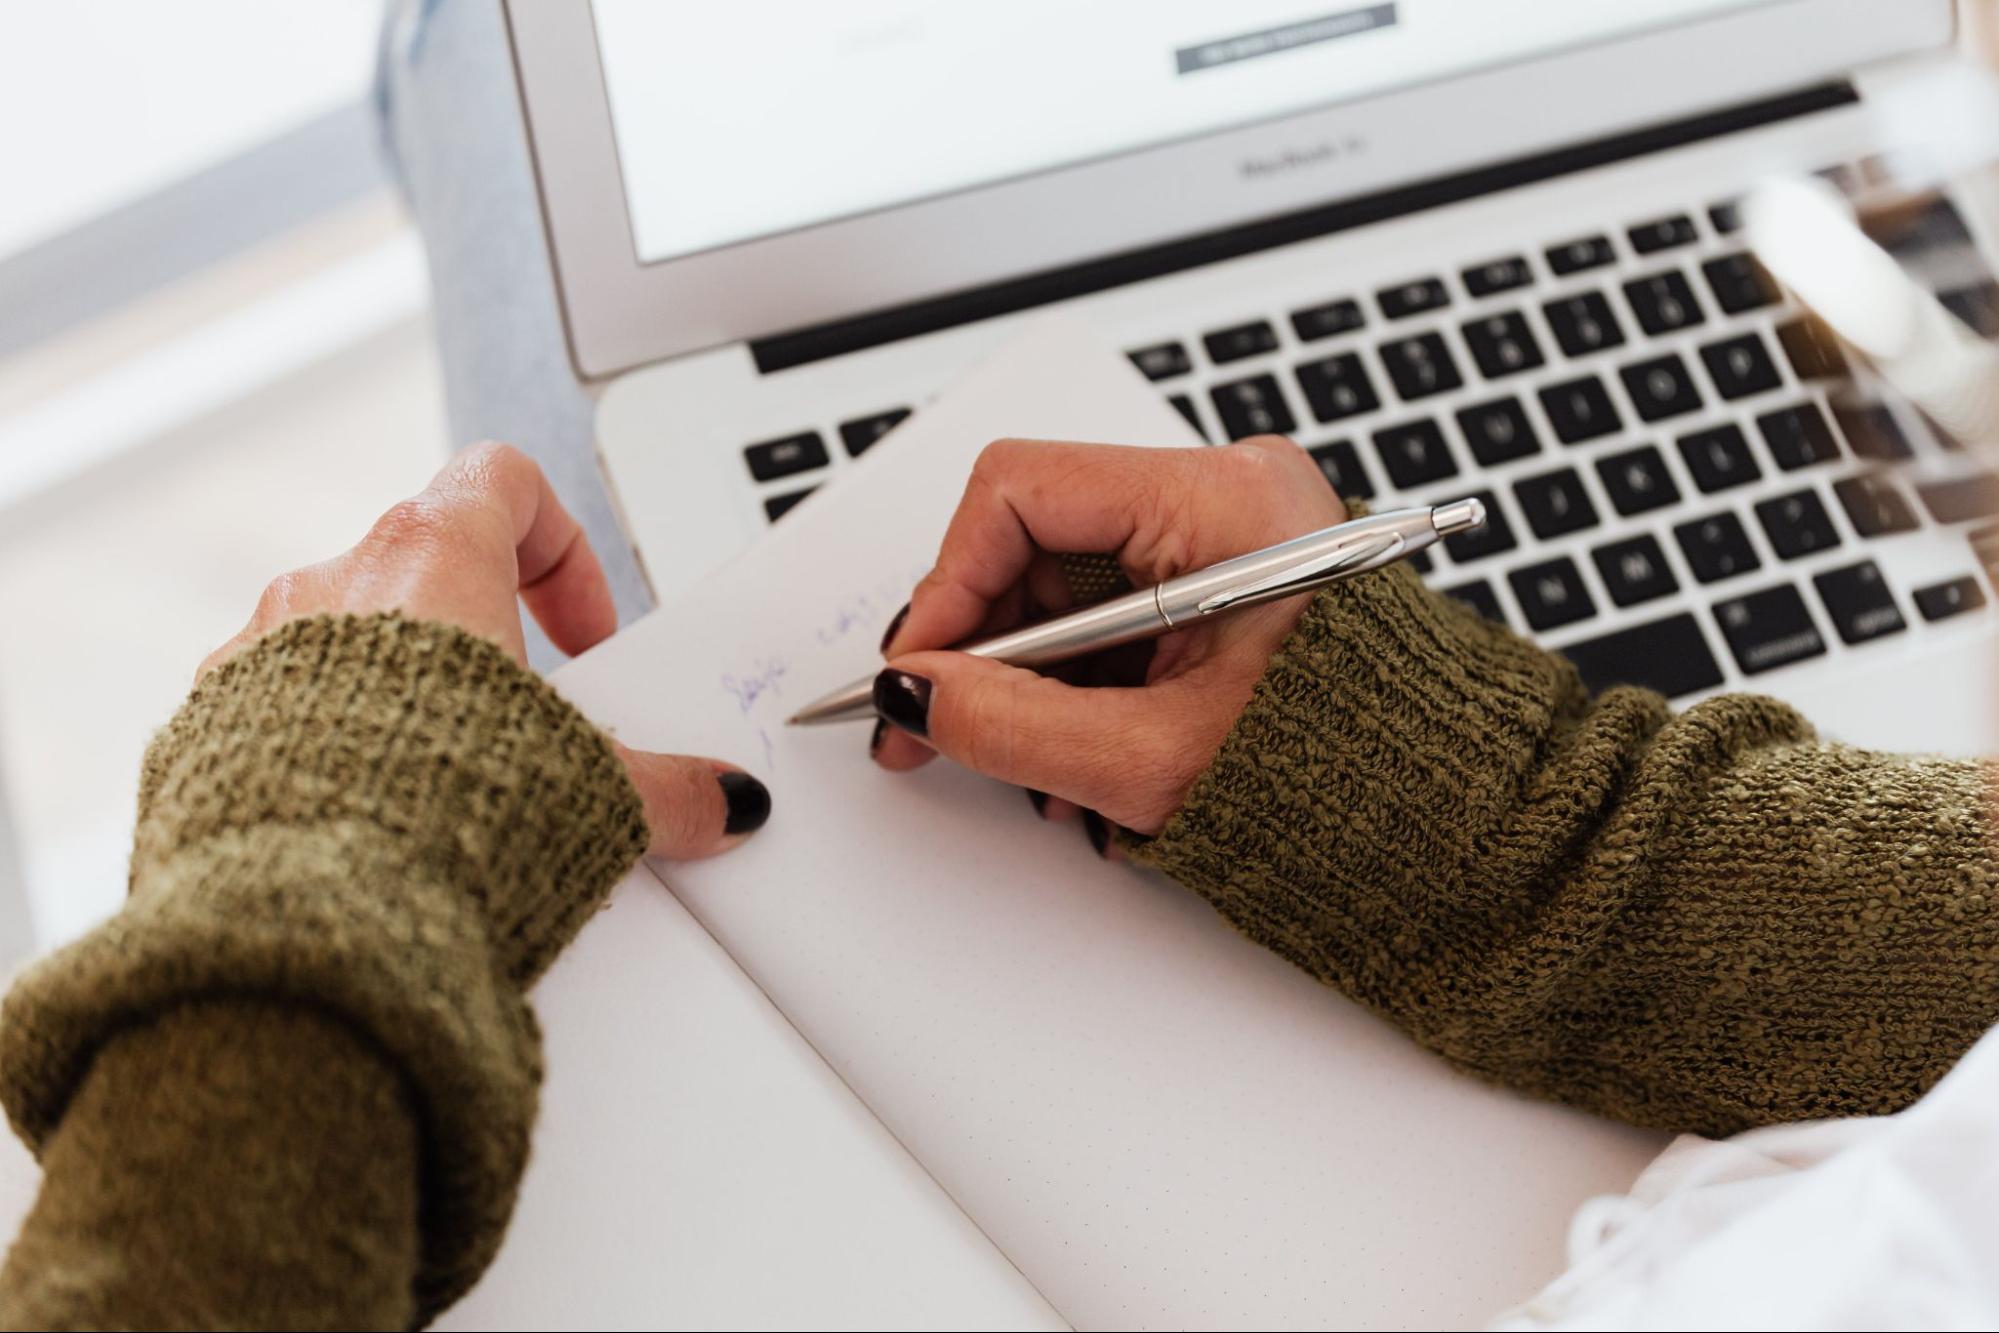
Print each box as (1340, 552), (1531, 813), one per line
(741, 159), (1999, 702)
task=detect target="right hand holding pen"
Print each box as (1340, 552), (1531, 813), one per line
(872, 435), (1345, 838)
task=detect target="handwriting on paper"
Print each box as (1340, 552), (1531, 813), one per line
(718, 562), (932, 769)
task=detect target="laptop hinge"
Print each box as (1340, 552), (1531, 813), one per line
(751, 80), (1856, 375)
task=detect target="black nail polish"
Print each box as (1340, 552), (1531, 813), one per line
(879, 601), (911, 654)
(718, 771), (772, 836)
(873, 669), (932, 739)
(869, 717), (888, 757)
(1083, 809), (1111, 857)
(1027, 788), (1049, 817)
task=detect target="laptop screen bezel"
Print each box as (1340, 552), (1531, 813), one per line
(505, 0), (1954, 381)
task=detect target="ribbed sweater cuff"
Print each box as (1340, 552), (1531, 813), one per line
(0, 614), (647, 1320)
(1134, 565), (1581, 1000)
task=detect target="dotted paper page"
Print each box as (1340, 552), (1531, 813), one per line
(555, 321), (1667, 1330)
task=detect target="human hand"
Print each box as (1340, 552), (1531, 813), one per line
(872, 435), (1344, 843)
(200, 443), (769, 857)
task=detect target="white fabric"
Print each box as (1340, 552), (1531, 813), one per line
(1495, 1025), (1999, 1331)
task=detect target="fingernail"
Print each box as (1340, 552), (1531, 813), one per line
(873, 669), (931, 739)
(1027, 788), (1049, 817)
(869, 717), (888, 758)
(718, 771), (772, 836)
(1083, 810), (1111, 858)
(879, 601), (911, 654)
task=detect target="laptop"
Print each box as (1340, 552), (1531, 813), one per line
(506, 0), (1999, 755)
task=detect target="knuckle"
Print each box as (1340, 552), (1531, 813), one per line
(366, 497), (454, 553)
(254, 570), (307, 621)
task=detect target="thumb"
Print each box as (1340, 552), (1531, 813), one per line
(875, 651), (1180, 828)
(614, 744), (771, 859)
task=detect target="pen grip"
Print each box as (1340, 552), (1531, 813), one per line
(963, 585), (1169, 669)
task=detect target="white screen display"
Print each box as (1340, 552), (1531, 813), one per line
(591, 0), (1770, 265)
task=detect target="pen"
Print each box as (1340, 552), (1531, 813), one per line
(786, 498), (1486, 726)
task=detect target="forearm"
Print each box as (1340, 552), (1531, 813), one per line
(1138, 567), (1999, 1135)
(0, 615), (648, 1325)
(0, 1001), (419, 1330)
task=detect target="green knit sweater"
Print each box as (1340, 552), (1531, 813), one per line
(2, 576), (1995, 1327)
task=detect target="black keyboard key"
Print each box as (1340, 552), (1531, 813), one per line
(1169, 393), (1208, 441)
(1509, 557), (1597, 631)
(1210, 374), (1296, 440)
(1592, 535), (1679, 607)
(1463, 256), (1533, 297)
(1623, 271), (1706, 336)
(1513, 468), (1600, 539)
(1379, 332), (1464, 401)
(1713, 584), (1827, 675)
(1409, 549), (1434, 575)
(1755, 488), (1841, 560)
(763, 488), (815, 522)
(1777, 318), (1848, 380)
(1758, 403), (1842, 470)
(1813, 561), (1906, 645)
(1700, 332), (1783, 401)
(1914, 576), (1986, 621)
(1620, 354), (1704, 422)
(1128, 343), (1190, 381)
(1204, 321), (1279, 365)
(1441, 489), (1517, 563)
(1832, 402), (1913, 460)
(1595, 444), (1680, 516)
(1701, 252), (1780, 314)
(1443, 579), (1508, 626)
(1295, 351), (1381, 423)
(1709, 200), (1744, 234)
(1629, 214), (1699, 254)
(839, 407), (911, 457)
(1832, 474), (1918, 538)
(1562, 612), (1725, 698)
(1543, 291), (1626, 359)
(1291, 298), (1365, 343)
(1674, 511), (1760, 583)
(1372, 419), (1459, 488)
(1942, 282), (1999, 337)
(1677, 424), (1761, 493)
(1917, 473), (1999, 524)
(1456, 397), (1541, 466)
(1462, 311), (1546, 379)
(1878, 195), (1975, 262)
(1547, 235), (1616, 275)
(744, 430), (830, 482)
(1307, 440), (1374, 501)
(1539, 375), (1624, 444)
(1379, 277), (1451, 320)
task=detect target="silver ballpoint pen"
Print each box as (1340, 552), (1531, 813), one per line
(786, 498), (1486, 726)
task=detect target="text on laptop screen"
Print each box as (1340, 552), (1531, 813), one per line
(590, 0), (1771, 265)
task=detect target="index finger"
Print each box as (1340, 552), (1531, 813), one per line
(427, 442), (619, 656)
(887, 439), (1212, 656)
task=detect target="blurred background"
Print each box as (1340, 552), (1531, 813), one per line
(0, 2), (443, 957)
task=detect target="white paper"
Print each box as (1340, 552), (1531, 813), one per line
(444, 833), (1062, 1331)
(554, 320), (1668, 1330)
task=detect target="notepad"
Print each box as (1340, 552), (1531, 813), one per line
(533, 320), (1668, 1330)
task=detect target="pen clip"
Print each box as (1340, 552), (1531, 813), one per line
(1194, 532), (1404, 614)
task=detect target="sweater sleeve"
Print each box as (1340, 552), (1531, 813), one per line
(1134, 565), (1999, 1137)
(0, 614), (649, 1328)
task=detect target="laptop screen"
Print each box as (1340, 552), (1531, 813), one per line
(590, 0), (1773, 266)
